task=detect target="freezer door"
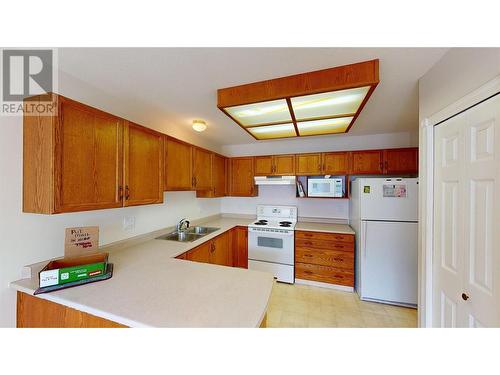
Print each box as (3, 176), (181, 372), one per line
(360, 220), (418, 306)
(359, 178), (418, 221)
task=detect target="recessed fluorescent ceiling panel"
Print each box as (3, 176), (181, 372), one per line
(225, 99), (291, 127)
(291, 86), (370, 121)
(217, 59), (379, 140)
(297, 117), (353, 136)
(247, 123), (296, 140)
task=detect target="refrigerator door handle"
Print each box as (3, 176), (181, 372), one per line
(362, 220), (368, 259)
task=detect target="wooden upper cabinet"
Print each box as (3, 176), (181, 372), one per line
(383, 147), (418, 174)
(322, 152), (350, 175)
(273, 154), (295, 175)
(254, 154), (295, 176)
(254, 156), (273, 176)
(229, 157), (257, 196)
(350, 150), (383, 174)
(165, 137), (193, 191)
(295, 153), (322, 175)
(192, 147), (212, 190)
(212, 154), (227, 197)
(196, 153), (227, 198)
(124, 122), (164, 206)
(56, 98), (124, 213)
(186, 241), (211, 264)
(23, 94), (124, 214)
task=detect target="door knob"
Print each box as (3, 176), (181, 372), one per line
(462, 293), (469, 301)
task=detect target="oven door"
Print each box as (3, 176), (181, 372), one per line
(248, 228), (294, 265)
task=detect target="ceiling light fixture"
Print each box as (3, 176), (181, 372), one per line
(217, 59), (379, 140)
(192, 119), (207, 132)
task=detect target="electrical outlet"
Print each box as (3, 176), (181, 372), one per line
(123, 216), (135, 232)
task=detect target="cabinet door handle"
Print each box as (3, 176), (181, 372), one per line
(118, 186), (123, 200)
(125, 185), (130, 200)
(462, 293), (469, 301)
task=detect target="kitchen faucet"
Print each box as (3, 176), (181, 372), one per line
(177, 218), (190, 232)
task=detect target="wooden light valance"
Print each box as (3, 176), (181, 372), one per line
(217, 59), (379, 140)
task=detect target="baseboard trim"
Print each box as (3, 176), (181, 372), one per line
(295, 278), (354, 292)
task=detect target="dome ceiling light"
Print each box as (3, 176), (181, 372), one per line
(192, 119), (207, 132)
(217, 59), (379, 140)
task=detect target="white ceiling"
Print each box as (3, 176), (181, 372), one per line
(58, 48), (448, 148)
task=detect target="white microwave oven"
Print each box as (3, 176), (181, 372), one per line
(307, 178), (343, 197)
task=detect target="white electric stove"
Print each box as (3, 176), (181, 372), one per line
(248, 205), (297, 283)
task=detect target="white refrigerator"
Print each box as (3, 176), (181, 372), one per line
(350, 177), (418, 307)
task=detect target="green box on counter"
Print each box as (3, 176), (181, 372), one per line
(39, 253), (108, 288)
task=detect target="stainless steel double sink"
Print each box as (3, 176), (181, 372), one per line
(156, 226), (220, 242)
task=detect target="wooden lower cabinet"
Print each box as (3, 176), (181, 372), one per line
(295, 263), (354, 287)
(231, 226), (248, 269)
(211, 231), (232, 266)
(185, 231), (232, 267)
(186, 241), (211, 263)
(17, 292), (126, 328)
(178, 227), (247, 269)
(295, 230), (355, 287)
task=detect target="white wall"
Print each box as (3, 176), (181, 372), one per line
(221, 131), (417, 157)
(0, 73), (221, 327)
(221, 185), (348, 220)
(419, 48), (500, 120)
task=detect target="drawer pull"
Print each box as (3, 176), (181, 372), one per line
(304, 233), (313, 237)
(304, 270), (313, 274)
(304, 241), (313, 245)
(334, 275), (344, 279)
(304, 254), (313, 257)
(333, 257), (343, 262)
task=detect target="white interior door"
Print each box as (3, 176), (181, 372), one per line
(433, 94), (500, 327)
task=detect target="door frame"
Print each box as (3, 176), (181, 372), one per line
(418, 75), (500, 327)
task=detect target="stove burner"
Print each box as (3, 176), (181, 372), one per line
(280, 224), (291, 227)
(280, 221), (292, 225)
(254, 222), (267, 225)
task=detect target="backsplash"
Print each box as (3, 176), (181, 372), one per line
(220, 185), (349, 220)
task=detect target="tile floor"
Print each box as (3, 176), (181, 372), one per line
(267, 282), (417, 328)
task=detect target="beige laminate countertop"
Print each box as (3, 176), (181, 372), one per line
(10, 218), (274, 328)
(295, 222), (355, 235)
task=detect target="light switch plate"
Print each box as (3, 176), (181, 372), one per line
(123, 216), (135, 232)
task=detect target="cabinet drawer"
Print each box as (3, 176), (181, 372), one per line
(295, 248), (354, 269)
(296, 262), (354, 287)
(295, 230), (354, 244)
(296, 238), (354, 252)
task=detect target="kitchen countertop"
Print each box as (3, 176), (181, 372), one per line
(10, 216), (355, 327)
(295, 222), (355, 235)
(10, 217), (274, 328)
